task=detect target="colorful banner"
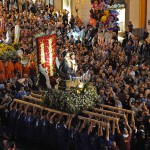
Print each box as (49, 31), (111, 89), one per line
(36, 34), (56, 77)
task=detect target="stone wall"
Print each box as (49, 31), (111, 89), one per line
(80, 0), (91, 25)
(71, 0), (91, 25)
(129, 0), (140, 28)
(54, 0), (62, 11)
(125, 0), (130, 30)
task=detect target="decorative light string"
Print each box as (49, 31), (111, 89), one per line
(48, 39), (54, 76)
(40, 42), (45, 65)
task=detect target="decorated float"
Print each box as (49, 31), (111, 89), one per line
(36, 34), (99, 114)
(0, 1), (136, 132)
(35, 0), (120, 114)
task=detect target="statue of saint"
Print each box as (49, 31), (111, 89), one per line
(58, 51), (77, 90)
(69, 52), (78, 74)
(59, 51), (71, 79)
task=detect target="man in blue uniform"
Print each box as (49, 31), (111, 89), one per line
(24, 109), (35, 149)
(49, 113), (57, 150)
(40, 111), (50, 150)
(56, 116), (69, 150)
(88, 126), (99, 150)
(8, 104), (18, 139)
(34, 109), (42, 149)
(14, 105), (25, 140)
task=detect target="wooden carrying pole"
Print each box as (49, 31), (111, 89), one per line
(13, 99), (109, 126)
(99, 104), (133, 114)
(14, 99), (69, 116)
(31, 93), (43, 99)
(94, 108), (135, 124)
(83, 110), (118, 121)
(78, 116), (109, 127)
(23, 95), (43, 103)
(93, 108), (125, 118)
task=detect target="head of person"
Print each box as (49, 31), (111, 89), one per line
(27, 108), (33, 116)
(20, 86), (24, 91)
(123, 128), (129, 138)
(9, 141), (15, 149)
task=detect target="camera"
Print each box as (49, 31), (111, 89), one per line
(130, 98), (135, 103)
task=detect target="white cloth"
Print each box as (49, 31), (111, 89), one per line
(14, 25), (21, 44)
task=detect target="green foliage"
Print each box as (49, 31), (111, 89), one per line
(43, 85), (99, 114)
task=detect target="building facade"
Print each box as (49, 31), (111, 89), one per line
(54, 0), (149, 36)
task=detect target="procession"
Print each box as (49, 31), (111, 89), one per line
(0, 0), (150, 150)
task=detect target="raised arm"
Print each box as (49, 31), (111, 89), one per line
(98, 125), (103, 137)
(68, 115), (73, 130)
(143, 102), (149, 112)
(24, 104), (29, 115)
(129, 99), (134, 109)
(124, 114), (132, 133)
(75, 119), (81, 131)
(79, 120), (86, 133)
(88, 122), (93, 135)
(33, 106), (37, 116)
(106, 124), (110, 141)
(116, 119), (120, 134)
(131, 111), (136, 131)
(112, 119), (116, 135)
(10, 100), (15, 110)
(65, 115), (71, 128)
(50, 113), (57, 123)
(125, 121), (132, 134)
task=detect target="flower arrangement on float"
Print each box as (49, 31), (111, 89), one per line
(36, 34), (98, 114)
(0, 43), (17, 60)
(43, 81), (99, 114)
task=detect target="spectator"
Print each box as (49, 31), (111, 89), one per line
(116, 118), (132, 150)
(128, 21), (133, 33)
(16, 86), (27, 99)
(8, 141), (16, 150)
(143, 29), (149, 40)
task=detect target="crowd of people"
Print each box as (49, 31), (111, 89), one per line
(0, 0), (150, 150)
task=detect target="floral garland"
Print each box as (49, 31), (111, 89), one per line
(43, 83), (99, 114)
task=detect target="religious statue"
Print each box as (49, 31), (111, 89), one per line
(58, 51), (78, 90)
(59, 52), (72, 79)
(14, 21), (21, 44)
(69, 52), (78, 74)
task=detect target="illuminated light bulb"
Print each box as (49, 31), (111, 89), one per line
(79, 83), (83, 89)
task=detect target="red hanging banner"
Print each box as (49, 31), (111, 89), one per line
(36, 34), (56, 77)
